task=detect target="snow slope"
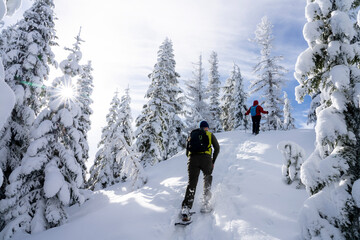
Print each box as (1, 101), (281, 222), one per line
(14, 129), (315, 240)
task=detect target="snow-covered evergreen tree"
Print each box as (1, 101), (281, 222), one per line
(207, 51), (222, 132)
(59, 31), (89, 186)
(77, 60), (93, 166)
(251, 16), (286, 131)
(157, 38), (186, 159)
(0, 75), (84, 238)
(136, 39), (185, 166)
(231, 64), (249, 130)
(282, 91), (295, 130)
(87, 90), (123, 190)
(0, 0), (22, 132)
(185, 54), (208, 130)
(295, 1), (360, 238)
(221, 64), (237, 131)
(0, 0), (57, 201)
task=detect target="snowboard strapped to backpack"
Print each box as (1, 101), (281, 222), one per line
(187, 128), (210, 153)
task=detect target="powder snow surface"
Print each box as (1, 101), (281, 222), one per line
(14, 129), (315, 240)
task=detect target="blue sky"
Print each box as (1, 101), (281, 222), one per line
(6, 0), (311, 163)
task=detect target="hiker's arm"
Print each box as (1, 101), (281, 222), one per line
(211, 134), (220, 164)
(259, 106), (268, 114)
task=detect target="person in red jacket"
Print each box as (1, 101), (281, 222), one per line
(245, 100), (268, 135)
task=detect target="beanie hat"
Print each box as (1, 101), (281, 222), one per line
(199, 121), (209, 128)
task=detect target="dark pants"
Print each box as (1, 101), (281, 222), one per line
(252, 115), (261, 134)
(182, 154), (213, 209)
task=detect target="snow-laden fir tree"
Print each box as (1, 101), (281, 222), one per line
(0, 0), (57, 201)
(282, 91), (295, 130)
(136, 39), (185, 166)
(251, 16), (287, 131)
(156, 38), (186, 159)
(77, 60), (93, 168)
(0, 75), (84, 239)
(0, 0), (23, 132)
(207, 51), (222, 132)
(295, 1), (360, 239)
(87, 90), (124, 190)
(59, 31), (93, 186)
(185, 54), (208, 130)
(221, 64), (237, 131)
(231, 64), (249, 130)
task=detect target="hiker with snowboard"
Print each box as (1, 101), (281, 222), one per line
(180, 121), (220, 223)
(245, 100), (268, 135)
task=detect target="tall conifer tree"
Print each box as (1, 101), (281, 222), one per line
(0, 75), (84, 238)
(0, 0), (57, 201)
(295, 1), (360, 238)
(251, 16), (286, 131)
(221, 64), (237, 131)
(207, 51), (222, 132)
(185, 54), (208, 130)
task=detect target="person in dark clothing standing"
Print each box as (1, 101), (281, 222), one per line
(245, 100), (268, 135)
(181, 121), (220, 221)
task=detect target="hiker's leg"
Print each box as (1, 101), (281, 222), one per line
(252, 116), (256, 134)
(182, 158), (200, 209)
(201, 156), (213, 201)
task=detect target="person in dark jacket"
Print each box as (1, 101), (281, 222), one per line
(245, 100), (268, 135)
(181, 121), (220, 221)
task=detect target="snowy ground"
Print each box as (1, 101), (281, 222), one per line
(15, 129), (315, 240)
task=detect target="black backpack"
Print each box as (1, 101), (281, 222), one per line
(187, 128), (210, 153)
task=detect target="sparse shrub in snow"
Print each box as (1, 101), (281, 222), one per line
(295, 0), (360, 238)
(277, 141), (305, 187)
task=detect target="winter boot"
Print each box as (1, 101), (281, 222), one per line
(181, 206), (191, 222)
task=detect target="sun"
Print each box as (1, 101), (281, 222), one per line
(51, 75), (78, 107)
(60, 85), (76, 100)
